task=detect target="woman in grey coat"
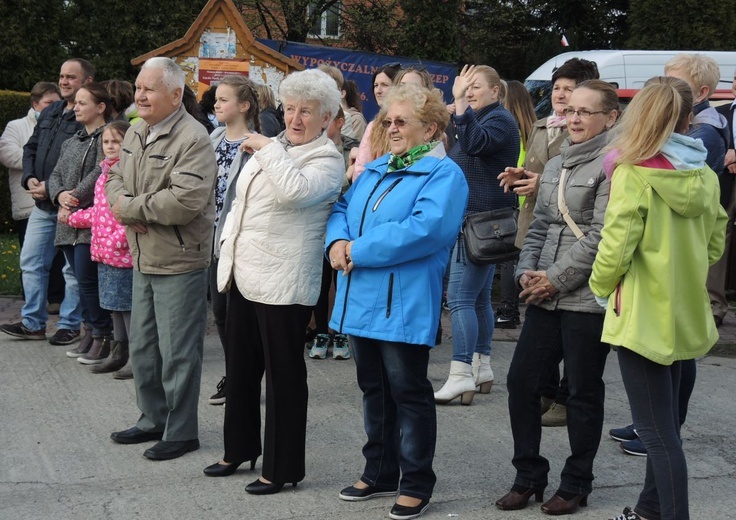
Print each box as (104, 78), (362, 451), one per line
(495, 80), (619, 516)
(48, 83), (112, 363)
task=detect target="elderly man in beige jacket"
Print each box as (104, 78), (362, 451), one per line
(106, 57), (217, 461)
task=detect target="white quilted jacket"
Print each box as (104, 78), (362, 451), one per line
(217, 132), (344, 305)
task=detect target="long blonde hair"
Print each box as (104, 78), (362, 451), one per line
(607, 77), (692, 166)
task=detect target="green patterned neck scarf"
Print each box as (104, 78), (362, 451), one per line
(387, 142), (437, 173)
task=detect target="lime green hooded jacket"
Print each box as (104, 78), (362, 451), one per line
(589, 136), (727, 365)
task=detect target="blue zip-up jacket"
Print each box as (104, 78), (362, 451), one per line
(449, 101), (519, 215)
(326, 143), (468, 346)
(22, 99), (83, 211)
(691, 100), (729, 173)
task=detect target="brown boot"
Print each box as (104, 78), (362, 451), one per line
(541, 403), (567, 427)
(77, 336), (111, 365)
(113, 359), (133, 380)
(90, 340), (129, 374)
(66, 324), (93, 358)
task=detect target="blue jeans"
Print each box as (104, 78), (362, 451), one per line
(19, 207), (81, 331)
(350, 336), (437, 500)
(618, 347), (689, 520)
(62, 244), (111, 337)
(506, 305), (609, 495)
(447, 237), (495, 363)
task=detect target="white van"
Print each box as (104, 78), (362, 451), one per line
(525, 50), (736, 115)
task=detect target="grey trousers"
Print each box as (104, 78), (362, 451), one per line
(130, 269), (207, 441)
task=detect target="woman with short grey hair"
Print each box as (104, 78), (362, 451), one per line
(205, 68), (345, 495)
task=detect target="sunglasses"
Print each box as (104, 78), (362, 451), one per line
(380, 117), (423, 129)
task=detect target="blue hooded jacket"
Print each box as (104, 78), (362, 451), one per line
(691, 100), (729, 173)
(326, 143), (468, 346)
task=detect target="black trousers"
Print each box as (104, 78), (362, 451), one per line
(223, 283), (311, 483)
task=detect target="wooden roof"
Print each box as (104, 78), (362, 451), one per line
(130, 0), (302, 71)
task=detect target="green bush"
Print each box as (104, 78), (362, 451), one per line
(0, 234), (22, 296)
(0, 90), (31, 235)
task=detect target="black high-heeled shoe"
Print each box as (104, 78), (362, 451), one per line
(245, 478), (297, 495)
(203, 458), (257, 477)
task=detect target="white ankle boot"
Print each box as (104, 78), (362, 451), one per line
(434, 361), (476, 405)
(471, 353), (494, 394)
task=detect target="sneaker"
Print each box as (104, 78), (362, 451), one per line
(47, 303), (61, 315)
(620, 438), (647, 457)
(609, 424), (637, 442)
(332, 334), (351, 360)
(441, 294), (450, 312)
(49, 328), (81, 345)
(309, 334), (330, 359)
(495, 311), (520, 329)
(0, 322), (46, 340)
(209, 376), (226, 405)
(609, 506), (642, 520)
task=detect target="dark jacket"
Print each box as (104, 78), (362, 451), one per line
(716, 102), (735, 208)
(691, 100), (728, 173)
(449, 102), (519, 215)
(22, 99), (83, 211)
(259, 107), (285, 138)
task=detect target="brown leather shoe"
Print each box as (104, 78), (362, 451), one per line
(495, 487), (545, 510)
(540, 493), (588, 515)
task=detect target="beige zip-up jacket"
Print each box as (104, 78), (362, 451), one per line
(106, 105), (217, 274)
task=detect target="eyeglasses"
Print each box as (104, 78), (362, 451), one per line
(563, 108), (608, 119)
(381, 118), (423, 129)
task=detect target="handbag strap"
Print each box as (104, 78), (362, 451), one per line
(557, 167), (585, 240)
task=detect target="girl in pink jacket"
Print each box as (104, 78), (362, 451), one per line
(68, 120), (133, 376)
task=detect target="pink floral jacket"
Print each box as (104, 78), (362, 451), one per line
(67, 158), (132, 269)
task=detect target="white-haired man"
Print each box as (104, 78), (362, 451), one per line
(106, 57), (217, 461)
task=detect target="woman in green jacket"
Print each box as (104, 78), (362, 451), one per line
(590, 78), (727, 520)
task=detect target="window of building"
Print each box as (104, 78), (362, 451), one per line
(309, 2), (341, 38)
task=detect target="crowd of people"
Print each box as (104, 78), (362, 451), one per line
(0, 51), (731, 520)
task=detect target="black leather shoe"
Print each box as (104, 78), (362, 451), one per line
(245, 478), (297, 495)
(143, 439), (200, 460)
(339, 484), (398, 501)
(389, 499), (430, 520)
(203, 459), (257, 477)
(110, 426), (164, 445)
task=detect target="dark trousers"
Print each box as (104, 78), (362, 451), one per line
(223, 284), (311, 483)
(618, 347), (689, 520)
(313, 257), (333, 334)
(350, 336), (437, 500)
(208, 257), (227, 353)
(62, 244), (111, 337)
(507, 305), (609, 494)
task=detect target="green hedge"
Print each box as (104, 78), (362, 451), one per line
(0, 90), (31, 235)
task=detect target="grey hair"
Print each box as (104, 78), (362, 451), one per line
(279, 69), (341, 119)
(141, 57), (185, 96)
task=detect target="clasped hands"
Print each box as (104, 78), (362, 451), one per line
(329, 240), (354, 275)
(519, 270), (558, 304)
(498, 167), (539, 197)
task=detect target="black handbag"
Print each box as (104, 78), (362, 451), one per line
(462, 206), (520, 265)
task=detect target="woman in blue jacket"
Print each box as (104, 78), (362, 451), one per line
(326, 83), (468, 520)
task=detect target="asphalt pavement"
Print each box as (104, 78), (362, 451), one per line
(1, 296), (735, 520)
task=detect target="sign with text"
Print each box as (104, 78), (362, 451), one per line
(258, 39), (456, 120)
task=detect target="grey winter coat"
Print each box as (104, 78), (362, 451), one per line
(515, 131), (610, 314)
(48, 126), (104, 246)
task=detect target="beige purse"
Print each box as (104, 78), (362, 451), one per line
(557, 168), (585, 240)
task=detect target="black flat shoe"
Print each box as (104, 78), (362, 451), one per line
(143, 439), (200, 461)
(110, 426), (164, 445)
(389, 499), (430, 520)
(245, 478), (297, 495)
(338, 484), (398, 501)
(203, 459), (257, 477)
